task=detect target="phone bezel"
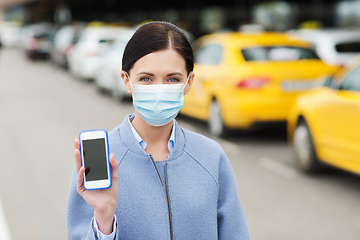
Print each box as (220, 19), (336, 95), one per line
(79, 129), (112, 190)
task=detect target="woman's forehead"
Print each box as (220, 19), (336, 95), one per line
(130, 49), (187, 75)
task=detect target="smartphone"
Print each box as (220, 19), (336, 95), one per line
(79, 129), (112, 190)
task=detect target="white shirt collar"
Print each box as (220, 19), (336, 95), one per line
(127, 114), (175, 154)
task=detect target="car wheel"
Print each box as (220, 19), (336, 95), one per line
(208, 100), (229, 137)
(112, 77), (126, 102)
(96, 83), (107, 94)
(293, 120), (324, 173)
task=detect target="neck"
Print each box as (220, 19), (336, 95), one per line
(131, 112), (173, 146)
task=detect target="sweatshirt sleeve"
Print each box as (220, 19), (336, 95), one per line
(217, 152), (249, 240)
(66, 166), (115, 240)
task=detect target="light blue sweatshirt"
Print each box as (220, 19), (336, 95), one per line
(67, 115), (249, 240)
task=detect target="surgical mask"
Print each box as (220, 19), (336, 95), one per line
(127, 73), (190, 126)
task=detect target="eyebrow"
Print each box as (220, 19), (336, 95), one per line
(167, 72), (183, 77)
(136, 72), (183, 77)
(137, 72), (154, 76)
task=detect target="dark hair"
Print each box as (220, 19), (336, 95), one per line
(122, 21), (194, 75)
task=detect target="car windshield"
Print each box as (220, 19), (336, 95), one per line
(241, 46), (319, 61)
(335, 42), (360, 53)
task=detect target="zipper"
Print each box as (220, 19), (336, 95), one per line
(149, 155), (173, 240)
(165, 162), (173, 240)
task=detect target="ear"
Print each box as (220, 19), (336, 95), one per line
(184, 72), (195, 95)
(121, 71), (133, 94)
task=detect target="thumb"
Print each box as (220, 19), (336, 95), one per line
(109, 153), (118, 181)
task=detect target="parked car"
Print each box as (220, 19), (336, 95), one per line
(180, 31), (340, 137)
(18, 23), (50, 49)
(50, 23), (85, 68)
(94, 27), (135, 101)
(288, 28), (360, 66)
(0, 21), (22, 47)
(67, 24), (120, 80)
(21, 22), (55, 60)
(287, 55), (360, 174)
(25, 32), (53, 60)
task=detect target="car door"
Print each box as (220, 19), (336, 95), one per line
(183, 43), (223, 120)
(318, 65), (360, 168)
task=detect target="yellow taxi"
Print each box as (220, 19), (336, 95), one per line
(180, 32), (339, 137)
(287, 55), (360, 174)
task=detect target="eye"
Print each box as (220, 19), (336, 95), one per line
(168, 78), (180, 83)
(140, 77), (151, 82)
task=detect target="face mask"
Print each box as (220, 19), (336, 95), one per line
(127, 73), (190, 126)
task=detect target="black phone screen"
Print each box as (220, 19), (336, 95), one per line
(82, 138), (108, 181)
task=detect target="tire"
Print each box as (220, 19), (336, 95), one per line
(96, 84), (107, 94)
(293, 120), (324, 173)
(208, 100), (229, 137)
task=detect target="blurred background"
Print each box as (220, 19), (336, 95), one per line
(0, 0), (360, 240)
(1, 0), (360, 36)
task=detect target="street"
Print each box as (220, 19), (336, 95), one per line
(0, 48), (360, 240)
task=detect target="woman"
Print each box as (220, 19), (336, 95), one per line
(67, 21), (249, 240)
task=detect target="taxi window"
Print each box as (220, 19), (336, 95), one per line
(241, 46), (319, 61)
(339, 66), (360, 91)
(335, 42), (360, 53)
(195, 44), (223, 65)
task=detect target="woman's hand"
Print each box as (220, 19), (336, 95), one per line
(74, 139), (118, 235)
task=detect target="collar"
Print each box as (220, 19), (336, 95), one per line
(118, 114), (184, 160)
(127, 114), (176, 154)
